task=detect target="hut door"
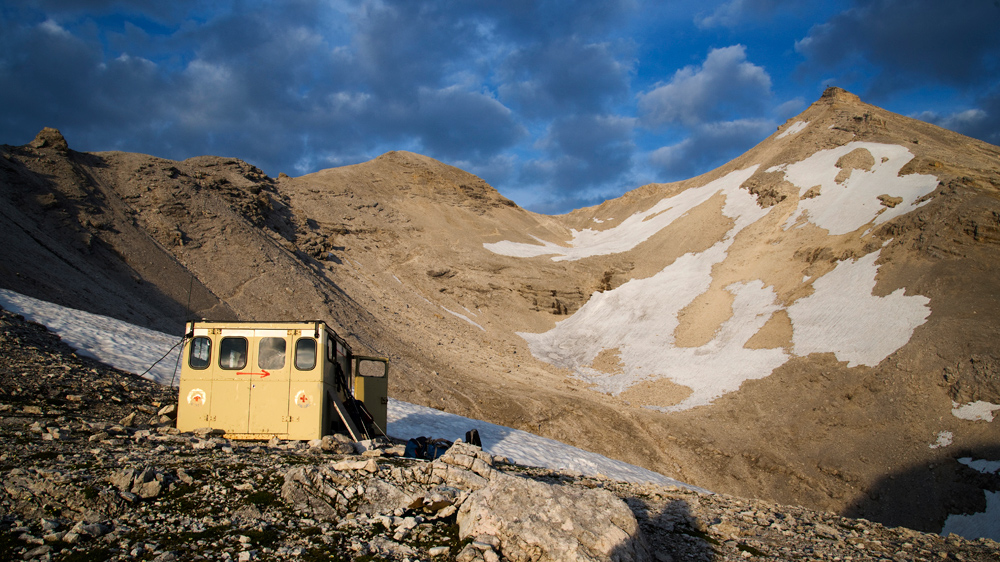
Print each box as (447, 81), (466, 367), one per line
(247, 330), (292, 435)
(209, 333), (253, 434)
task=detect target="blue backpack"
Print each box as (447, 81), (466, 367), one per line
(404, 436), (452, 460)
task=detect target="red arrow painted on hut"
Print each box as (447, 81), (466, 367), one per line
(236, 370), (271, 378)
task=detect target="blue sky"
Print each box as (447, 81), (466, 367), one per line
(2, 1), (998, 214)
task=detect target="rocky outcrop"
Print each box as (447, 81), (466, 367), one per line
(457, 470), (648, 562)
(278, 441), (649, 562)
(2, 307), (997, 561)
(28, 127), (68, 152)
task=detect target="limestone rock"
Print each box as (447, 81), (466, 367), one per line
(322, 433), (356, 454)
(280, 466), (346, 519)
(354, 478), (414, 516)
(457, 472), (649, 562)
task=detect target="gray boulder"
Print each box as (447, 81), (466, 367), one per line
(457, 472), (649, 562)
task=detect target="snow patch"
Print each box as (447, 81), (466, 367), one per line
(441, 306), (485, 331)
(786, 250), (931, 367)
(930, 431), (954, 449)
(0, 289), (183, 386)
(484, 167), (759, 261)
(518, 178), (787, 410)
(525, 245), (930, 411)
(501, 143), (935, 410)
(781, 142), (937, 235)
(942, 458), (1000, 540)
(777, 120), (809, 138)
(958, 457), (1000, 474)
(941, 490), (1000, 542)
(952, 401), (1000, 422)
(387, 399), (703, 489)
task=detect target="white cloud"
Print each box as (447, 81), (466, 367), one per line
(39, 19), (72, 38)
(775, 97), (806, 119)
(638, 45), (772, 128)
(648, 140), (691, 172)
(178, 59), (238, 125)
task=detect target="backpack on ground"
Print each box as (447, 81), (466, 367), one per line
(465, 428), (482, 447)
(404, 436), (453, 460)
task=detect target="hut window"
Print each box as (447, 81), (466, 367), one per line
(295, 338), (317, 371)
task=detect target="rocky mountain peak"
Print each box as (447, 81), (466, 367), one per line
(819, 85), (863, 104)
(2, 89), (1000, 537)
(28, 127), (69, 152)
(296, 150), (517, 214)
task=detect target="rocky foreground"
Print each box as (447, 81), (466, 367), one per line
(1, 308), (998, 562)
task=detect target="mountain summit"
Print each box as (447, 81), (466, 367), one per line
(2, 88), (999, 533)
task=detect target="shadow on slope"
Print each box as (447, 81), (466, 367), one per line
(0, 142), (234, 332)
(842, 444), (1000, 534)
(618, 497), (716, 562)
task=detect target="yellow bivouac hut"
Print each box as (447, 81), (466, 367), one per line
(176, 320), (389, 442)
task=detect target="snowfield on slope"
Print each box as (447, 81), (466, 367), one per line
(484, 167), (759, 261)
(491, 142), (934, 411)
(0, 288), (696, 490)
(786, 250), (931, 367)
(778, 142), (938, 235)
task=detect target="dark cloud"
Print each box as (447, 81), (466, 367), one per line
(796, 0), (1000, 92)
(0, 2), (531, 176)
(0, 2), (791, 214)
(13, 0), (220, 27)
(791, 0), (1000, 150)
(914, 87), (1000, 146)
(399, 87), (527, 160)
(498, 37), (633, 119)
(349, 2), (488, 97)
(15, 1), (990, 216)
(522, 114), (635, 192)
(648, 118), (774, 180)
(0, 16), (168, 140)
(637, 45), (772, 128)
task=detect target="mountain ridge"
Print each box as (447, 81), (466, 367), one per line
(3, 87), (1000, 534)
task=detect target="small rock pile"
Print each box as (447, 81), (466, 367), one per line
(2, 308), (1000, 561)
